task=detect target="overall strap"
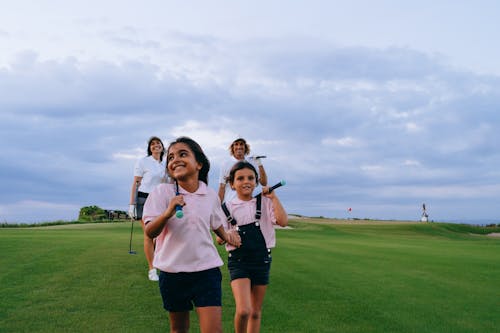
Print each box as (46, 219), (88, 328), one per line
(222, 195), (262, 226)
(255, 193), (262, 221)
(222, 202), (237, 225)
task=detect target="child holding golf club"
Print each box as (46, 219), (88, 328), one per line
(143, 136), (241, 333)
(217, 161), (288, 333)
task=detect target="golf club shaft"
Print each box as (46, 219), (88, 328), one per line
(175, 181), (184, 218)
(129, 180), (140, 253)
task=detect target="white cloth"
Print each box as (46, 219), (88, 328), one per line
(218, 157), (262, 202)
(128, 204), (136, 219)
(143, 182), (225, 273)
(133, 155), (167, 194)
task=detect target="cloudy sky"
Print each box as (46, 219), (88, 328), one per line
(1, 0), (500, 223)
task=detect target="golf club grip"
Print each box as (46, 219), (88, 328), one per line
(255, 180), (286, 197)
(175, 204), (183, 218)
(269, 181), (284, 193)
(175, 181), (184, 218)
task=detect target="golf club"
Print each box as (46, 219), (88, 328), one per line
(175, 181), (184, 218)
(254, 180), (286, 197)
(128, 181), (139, 254)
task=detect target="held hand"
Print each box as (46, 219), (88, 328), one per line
(128, 204), (136, 219)
(226, 230), (241, 247)
(216, 235), (226, 245)
(262, 186), (276, 199)
(167, 195), (185, 217)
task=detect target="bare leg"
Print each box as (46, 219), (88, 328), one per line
(247, 285), (267, 333)
(197, 306), (223, 333)
(169, 311), (190, 333)
(141, 219), (155, 270)
(231, 278), (252, 333)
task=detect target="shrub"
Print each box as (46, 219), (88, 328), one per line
(78, 205), (107, 222)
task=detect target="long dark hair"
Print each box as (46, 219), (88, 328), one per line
(147, 136), (165, 161)
(167, 137), (210, 184)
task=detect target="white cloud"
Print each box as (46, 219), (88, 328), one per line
(169, 120), (237, 151)
(360, 165), (386, 179)
(405, 122), (422, 133)
(112, 148), (144, 161)
(322, 136), (359, 147)
(403, 159), (421, 167)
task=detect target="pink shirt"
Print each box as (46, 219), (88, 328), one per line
(143, 181), (225, 273)
(223, 195), (277, 251)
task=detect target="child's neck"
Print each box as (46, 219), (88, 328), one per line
(177, 178), (199, 193)
(152, 152), (161, 161)
(237, 193), (253, 201)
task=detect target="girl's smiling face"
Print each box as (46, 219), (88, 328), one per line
(167, 142), (202, 181)
(231, 167), (257, 200)
(149, 139), (164, 154)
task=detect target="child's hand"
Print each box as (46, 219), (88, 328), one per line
(262, 186), (276, 199)
(226, 230), (241, 247)
(166, 194), (184, 217)
(216, 235), (226, 245)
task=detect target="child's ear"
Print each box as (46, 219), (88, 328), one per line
(197, 162), (202, 171)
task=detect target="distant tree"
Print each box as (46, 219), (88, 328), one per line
(78, 205), (107, 222)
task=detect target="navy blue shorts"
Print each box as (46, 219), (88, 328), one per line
(135, 192), (148, 220)
(228, 250), (272, 285)
(158, 267), (222, 312)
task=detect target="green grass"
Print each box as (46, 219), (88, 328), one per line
(1, 220), (499, 332)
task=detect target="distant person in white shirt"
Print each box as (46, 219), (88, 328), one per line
(218, 138), (267, 203)
(128, 136), (168, 281)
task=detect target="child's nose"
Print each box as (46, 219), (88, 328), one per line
(170, 155), (179, 163)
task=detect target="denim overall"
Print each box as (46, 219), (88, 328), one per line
(222, 194), (272, 265)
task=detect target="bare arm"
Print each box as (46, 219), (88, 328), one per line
(213, 226), (241, 247)
(258, 165), (268, 186)
(218, 183), (226, 203)
(264, 189), (288, 227)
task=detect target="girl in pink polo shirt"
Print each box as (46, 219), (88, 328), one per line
(143, 136), (241, 333)
(218, 161), (288, 333)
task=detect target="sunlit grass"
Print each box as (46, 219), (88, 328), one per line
(1, 220), (499, 332)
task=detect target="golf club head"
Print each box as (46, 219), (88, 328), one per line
(128, 250), (137, 255)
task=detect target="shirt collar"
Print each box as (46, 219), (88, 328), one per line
(177, 181), (208, 195)
(231, 196), (255, 205)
